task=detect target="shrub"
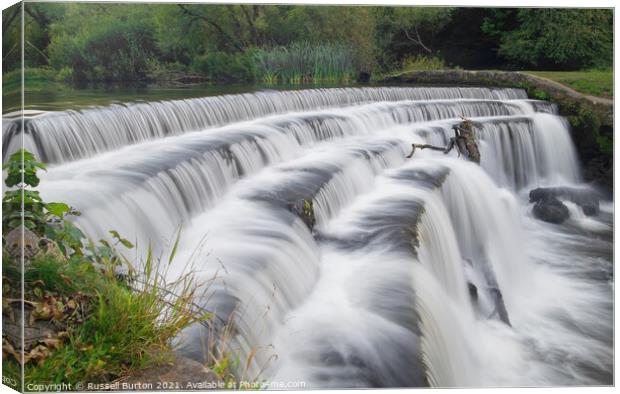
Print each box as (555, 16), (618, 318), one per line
(400, 55), (447, 71)
(190, 51), (255, 83)
(54, 66), (74, 83)
(48, 15), (158, 82)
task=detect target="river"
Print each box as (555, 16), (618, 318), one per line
(2, 85), (613, 387)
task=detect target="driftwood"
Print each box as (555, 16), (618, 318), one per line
(406, 117), (481, 164)
(405, 143), (447, 158)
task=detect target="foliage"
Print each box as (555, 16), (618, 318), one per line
(597, 134), (613, 155)
(3, 3), (64, 73)
(47, 4), (158, 82)
(190, 51), (256, 83)
(3, 245), (210, 384)
(372, 7), (455, 72)
(486, 9), (613, 70)
(400, 55), (448, 71)
(4, 4), (615, 84)
(2, 149), (86, 257)
(254, 42), (358, 84)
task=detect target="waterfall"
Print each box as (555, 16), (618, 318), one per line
(4, 86), (526, 163)
(6, 86), (611, 387)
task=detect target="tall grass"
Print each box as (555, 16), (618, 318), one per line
(253, 42), (358, 84)
(3, 243), (211, 385)
(400, 55), (448, 71)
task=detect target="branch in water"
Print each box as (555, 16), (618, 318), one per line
(406, 143), (451, 158)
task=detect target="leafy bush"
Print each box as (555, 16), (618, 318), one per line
(190, 51), (255, 83)
(54, 66), (73, 83)
(48, 12), (158, 82)
(2, 149), (85, 257)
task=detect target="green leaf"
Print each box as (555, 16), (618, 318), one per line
(118, 238), (134, 249)
(109, 230), (133, 248)
(8, 219), (21, 229)
(23, 173), (40, 187)
(64, 221), (85, 243)
(4, 173), (21, 187)
(168, 227), (182, 265)
(46, 202), (71, 218)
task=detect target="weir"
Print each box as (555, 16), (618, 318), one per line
(3, 87), (527, 163)
(4, 86), (612, 387)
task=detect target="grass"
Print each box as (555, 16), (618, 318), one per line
(2, 242), (211, 387)
(377, 55), (458, 81)
(253, 42), (358, 84)
(525, 69), (613, 99)
(399, 55), (450, 72)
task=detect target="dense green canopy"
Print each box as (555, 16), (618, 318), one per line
(2, 4), (613, 84)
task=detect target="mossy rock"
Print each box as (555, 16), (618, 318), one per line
(287, 198), (316, 231)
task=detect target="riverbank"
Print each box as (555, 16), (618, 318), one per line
(381, 70), (613, 193)
(524, 70), (612, 100)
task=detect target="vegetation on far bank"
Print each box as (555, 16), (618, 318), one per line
(2, 4), (613, 87)
(0, 150), (242, 389)
(384, 66), (613, 99)
(525, 70), (613, 99)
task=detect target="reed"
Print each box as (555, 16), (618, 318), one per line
(253, 42), (358, 84)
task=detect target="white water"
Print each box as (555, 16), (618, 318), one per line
(4, 86), (611, 387)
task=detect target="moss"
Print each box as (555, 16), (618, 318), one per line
(597, 135), (613, 155)
(301, 199), (316, 231)
(407, 225), (420, 256)
(527, 88), (550, 101)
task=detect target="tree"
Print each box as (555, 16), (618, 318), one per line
(392, 7), (454, 54)
(2, 4), (21, 72)
(372, 6), (454, 70)
(489, 9), (613, 70)
(47, 4), (158, 82)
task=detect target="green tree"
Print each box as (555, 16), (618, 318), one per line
(47, 4), (158, 82)
(488, 9), (613, 70)
(372, 6), (455, 70)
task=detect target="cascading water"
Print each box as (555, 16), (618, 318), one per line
(4, 86), (612, 387)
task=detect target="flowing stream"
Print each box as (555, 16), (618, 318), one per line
(4, 86), (612, 387)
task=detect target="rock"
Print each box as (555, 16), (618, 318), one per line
(584, 156), (613, 194)
(4, 226), (41, 264)
(488, 288), (512, 327)
(287, 199), (316, 231)
(529, 186), (600, 216)
(532, 197), (570, 224)
(4, 301), (53, 349)
(120, 356), (223, 390)
(467, 282), (478, 302)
